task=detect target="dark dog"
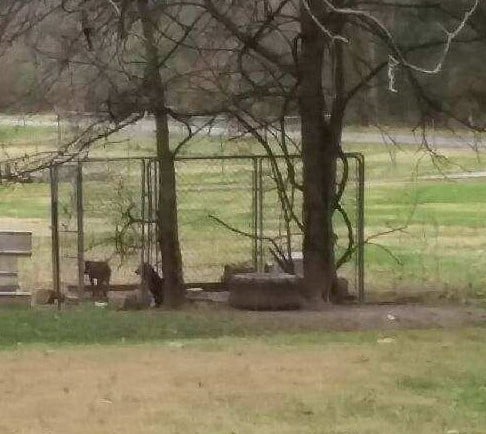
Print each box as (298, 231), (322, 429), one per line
(46, 290), (65, 305)
(135, 263), (164, 307)
(84, 260), (111, 299)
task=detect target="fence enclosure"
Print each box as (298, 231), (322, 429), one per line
(49, 154), (365, 299)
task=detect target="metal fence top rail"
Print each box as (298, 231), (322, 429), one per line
(52, 152), (364, 164)
(0, 152), (363, 169)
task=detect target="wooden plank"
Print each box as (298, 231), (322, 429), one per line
(67, 284), (139, 293)
(0, 275), (18, 287)
(184, 282), (226, 292)
(0, 251), (32, 257)
(0, 292), (31, 307)
(0, 256), (17, 272)
(66, 282), (227, 293)
(0, 285), (20, 292)
(0, 232), (32, 255)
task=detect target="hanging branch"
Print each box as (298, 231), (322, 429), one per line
(366, 242), (403, 265)
(335, 203), (355, 269)
(208, 214), (293, 271)
(0, 113), (144, 181)
(315, 0), (480, 76)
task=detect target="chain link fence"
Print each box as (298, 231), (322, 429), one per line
(176, 157), (257, 282)
(52, 159), (145, 295)
(47, 153), (364, 298)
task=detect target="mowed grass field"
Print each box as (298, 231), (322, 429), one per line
(0, 122), (485, 299)
(0, 310), (484, 434)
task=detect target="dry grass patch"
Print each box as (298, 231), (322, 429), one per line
(0, 328), (484, 434)
(0, 344), (366, 434)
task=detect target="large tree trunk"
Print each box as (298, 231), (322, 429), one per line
(155, 110), (185, 307)
(299, 2), (338, 307)
(138, 0), (185, 307)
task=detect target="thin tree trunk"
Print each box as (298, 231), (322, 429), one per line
(138, 0), (185, 307)
(299, 2), (338, 307)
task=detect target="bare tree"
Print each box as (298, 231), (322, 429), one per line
(13, 0), (215, 307)
(193, 0), (481, 307)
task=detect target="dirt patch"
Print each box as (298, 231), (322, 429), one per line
(188, 301), (486, 332)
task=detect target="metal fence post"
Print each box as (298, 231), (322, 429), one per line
(155, 158), (161, 269)
(140, 159), (150, 300)
(147, 161), (153, 265)
(50, 165), (61, 309)
(140, 159), (146, 275)
(251, 157), (258, 271)
(257, 158), (264, 272)
(356, 154), (365, 303)
(76, 162), (84, 297)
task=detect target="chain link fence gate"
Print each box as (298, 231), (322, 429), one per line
(50, 158), (147, 298)
(50, 154), (364, 300)
(173, 154), (364, 299)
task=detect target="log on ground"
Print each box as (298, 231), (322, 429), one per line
(228, 273), (302, 311)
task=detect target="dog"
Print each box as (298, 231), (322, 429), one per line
(135, 263), (164, 307)
(84, 260), (111, 299)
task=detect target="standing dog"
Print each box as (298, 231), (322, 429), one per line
(135, 263), (164, 307)
(84, 260), (111, 299)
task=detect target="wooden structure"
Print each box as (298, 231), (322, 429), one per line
(0, 231), (32, 304)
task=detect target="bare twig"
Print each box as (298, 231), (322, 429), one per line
(208, 213), (290, 268)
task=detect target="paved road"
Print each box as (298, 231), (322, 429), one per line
(343, 131), (483, 149)
(0, 114), (483, 149)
